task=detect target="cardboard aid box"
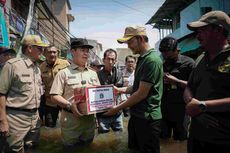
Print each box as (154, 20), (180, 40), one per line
(74, 85), (117, 115)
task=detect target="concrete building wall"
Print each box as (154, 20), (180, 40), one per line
(177, 0), (230, 38)
(43, 0), (71, 49)
(116, 48), (133, 66)
(156, 0), (230, 53)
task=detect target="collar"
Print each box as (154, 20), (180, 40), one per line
(139, 48), (154, 58)
(70, 62), (88, 71)
(175, 54), (183, 64)
(45, 58), (61, 67)
(123, 69), (134, 76)
(22, 54), (34, 67)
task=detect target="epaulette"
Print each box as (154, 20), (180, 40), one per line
(7, 57), (22, 64)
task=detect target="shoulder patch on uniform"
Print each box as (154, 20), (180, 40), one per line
(7, 58), (22, 64)
(218, 55), (230, 73)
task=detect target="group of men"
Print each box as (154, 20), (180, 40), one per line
(0, 10), (230, 153)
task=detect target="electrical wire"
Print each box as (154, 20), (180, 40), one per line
(4, 1), (101, 60)
(111, 0), (151, 16)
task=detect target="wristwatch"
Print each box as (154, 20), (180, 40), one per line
(66, 101), (72, 111)
(198, 101), (207, 112)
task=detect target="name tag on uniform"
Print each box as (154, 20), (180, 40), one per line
(21, 74), (30, 77)
(68, 76), (76, 79)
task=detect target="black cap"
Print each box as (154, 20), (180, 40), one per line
(71, 38), (93, 49)
(0, 48), (17, 55)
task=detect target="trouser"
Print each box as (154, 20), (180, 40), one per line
(160, 117), (188, 140)
(45, 105), (60, 127)
(60, 110), (95, 147)
(97, 113), (123, 133)
(4, 109), (40, 153)
(128, 116), (161, 153)
(188, 137), (230, 153)
(38, 94), (46, 125)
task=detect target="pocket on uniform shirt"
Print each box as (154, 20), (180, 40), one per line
(66, 79), (80, 89)
(18, 77), (33, 91)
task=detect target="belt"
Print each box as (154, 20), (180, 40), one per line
(6, 106), (38, 113)
(62, 108), (73, 114)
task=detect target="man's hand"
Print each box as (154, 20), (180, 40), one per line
(113, 85), (120, 93)
(0, 119), (9, 137)
(164, 73), (179, 85)
(186, 98), (202, 117)
(103, 106), (119, 116)
(71, 101), (84, 117)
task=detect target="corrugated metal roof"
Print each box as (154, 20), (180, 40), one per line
(146, 0), (195, 25)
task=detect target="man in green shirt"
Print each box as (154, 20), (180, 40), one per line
(105, 25), (163, 153)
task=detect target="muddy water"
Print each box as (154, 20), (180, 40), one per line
(38, 117), (186, 153)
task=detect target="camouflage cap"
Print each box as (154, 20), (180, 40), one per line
(117, 25), (147, 44)
(187, 10), (230, 31)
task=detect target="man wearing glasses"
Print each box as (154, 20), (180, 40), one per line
(0, 35), (48, 153)
(40, 46), (69, 128)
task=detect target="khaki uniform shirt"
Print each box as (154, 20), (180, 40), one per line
(50, 63), (100, 111)
(0, 55), (42, 109)
(40, 58), (69, 107)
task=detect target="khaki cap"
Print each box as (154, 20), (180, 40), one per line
(22, 35), (49, 47)
(187, 10), (230, 31)
(117, 25), (147, 44)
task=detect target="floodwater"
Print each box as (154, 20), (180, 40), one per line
(37, 117), (187, 153)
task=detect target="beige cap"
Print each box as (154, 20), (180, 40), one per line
(117, 25), (147, 44)
(22, 35), (49, 47)
(187, 10), (230, 31)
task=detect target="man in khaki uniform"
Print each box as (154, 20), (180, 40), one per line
(0, 35), (48, 153)
(50, 38), (100, 151)
(40, 46), (69, 127)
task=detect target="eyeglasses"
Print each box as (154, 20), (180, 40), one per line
(33, 46), (44, 51)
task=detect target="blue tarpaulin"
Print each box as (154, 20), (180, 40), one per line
(0, 5), (9, 47)
(179, 37), (200, 54)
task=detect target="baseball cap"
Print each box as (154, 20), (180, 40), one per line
(71, 38), (93, 49)
(22, 35), (49, 47)
(117, 25), (147, 44)
(187, 10), (230, 31)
